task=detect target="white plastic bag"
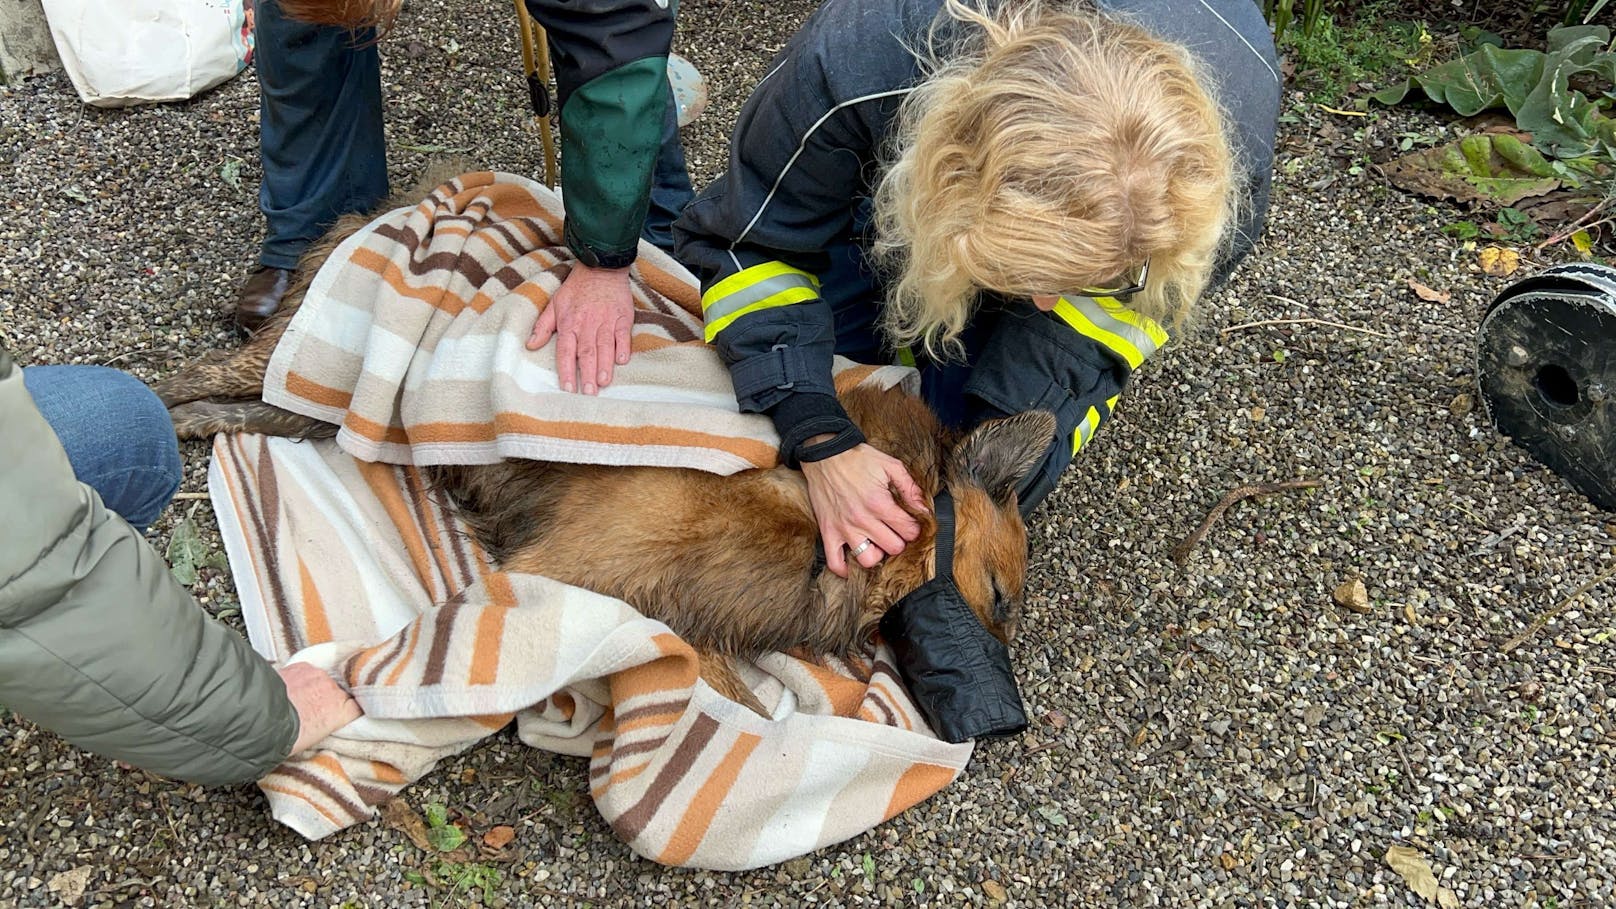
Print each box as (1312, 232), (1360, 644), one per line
(42, 0), (254, 107)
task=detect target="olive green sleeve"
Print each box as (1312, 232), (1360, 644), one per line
(0, 352), (299, 785)
(526, 0), (676, 268)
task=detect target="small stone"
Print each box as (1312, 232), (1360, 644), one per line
(1249, 406), (1266, 422)
(1449, 393), (1474, 416)
(1403, 603), (1419, 625)
(1332, 578), (1371, 614)
(981, 880), (1008, 903)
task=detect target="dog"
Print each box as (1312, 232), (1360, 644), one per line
(153, 187), (1054, 713)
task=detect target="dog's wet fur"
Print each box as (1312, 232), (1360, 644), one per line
(154, 178), (1055, 713)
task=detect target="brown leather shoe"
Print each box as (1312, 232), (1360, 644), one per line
(234, 266), (292, 332)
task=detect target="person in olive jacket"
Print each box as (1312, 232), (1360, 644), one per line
(0, 349), (359, 785)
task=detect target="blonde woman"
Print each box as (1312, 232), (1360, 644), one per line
(674, 0), (1279, 577)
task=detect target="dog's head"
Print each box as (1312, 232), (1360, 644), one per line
(864, 409), (1057, 643)
(942, 410), (1058, 642)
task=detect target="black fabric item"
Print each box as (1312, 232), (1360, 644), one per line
(878, 492), (1028, 743)
(771, 393), (862, 467)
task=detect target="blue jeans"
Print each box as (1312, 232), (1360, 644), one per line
(255, 0), (693, 268)
(24, 367), (183, 533)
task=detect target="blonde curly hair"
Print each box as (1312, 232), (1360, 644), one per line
(872, 0), (1237, 359)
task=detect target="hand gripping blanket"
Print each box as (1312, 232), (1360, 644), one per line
(212, 172), (973, 870)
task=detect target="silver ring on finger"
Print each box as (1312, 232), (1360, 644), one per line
(849, 538), (874, 558)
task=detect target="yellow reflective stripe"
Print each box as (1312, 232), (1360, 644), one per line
(1050, 295), (1168, 370)
(1105, 394), (1121, 413)
(700, 260), (818, 314)
(1071, 405), (1103, 455)
(700, 260), (822, 342)
(703, 285), (821, 342)
(1092, 295), (1169, 348)
(896, 346), (917, 368)
(1051, 297), (1146, 370)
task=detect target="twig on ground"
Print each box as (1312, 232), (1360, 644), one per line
(1532, 198), (1612, 253)
(100, 347), (176, 368)
(172, 492), (211, 500)
(1221, 317), (1392, 339)
(1499, 561), (1616, 654)
(1172, 480), (1323, 565)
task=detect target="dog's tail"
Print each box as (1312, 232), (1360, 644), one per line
(168, 399), (335, 441)
(697, 652), (770, 718)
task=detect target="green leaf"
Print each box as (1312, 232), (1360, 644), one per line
(1382, 134), (1569, 206)
(861, 853), (875, 880)
(426, 822), (467, 852)
(165, 514), (208, 586)
(424, 802), (449, 829)
(220, 157), (242, 192)
(1443, 220), (1482, 240)
(1371, 33), (1616, 159)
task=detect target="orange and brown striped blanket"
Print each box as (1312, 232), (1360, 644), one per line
(261, 170), (908, 474)
(210, 434), (972, 869)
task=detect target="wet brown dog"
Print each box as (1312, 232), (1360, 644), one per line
(154, 193), (1054, 712)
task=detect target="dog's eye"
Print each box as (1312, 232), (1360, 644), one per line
(990, 578), (1009, 624)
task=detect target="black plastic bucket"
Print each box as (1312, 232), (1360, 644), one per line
(1477, 262), (1616, 510)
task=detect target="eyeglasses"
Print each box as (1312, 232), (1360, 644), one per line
(1077, 259), (1150, 298)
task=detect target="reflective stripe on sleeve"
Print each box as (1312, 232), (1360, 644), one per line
(701, 261), (821, 342)
(1049, 295), (1169, 370)
(1072, 395), (1122, 455)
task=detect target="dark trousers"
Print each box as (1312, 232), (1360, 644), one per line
(254, 0), (692, 269)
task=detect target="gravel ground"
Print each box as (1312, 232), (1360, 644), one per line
(3, 2), (1615, 907)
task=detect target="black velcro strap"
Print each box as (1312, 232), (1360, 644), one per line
(731, 345), (823, 400)
(793, 424), (865, 465)
(931, 490), (955, 580)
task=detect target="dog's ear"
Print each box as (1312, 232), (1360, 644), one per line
(949, 410), (1058, 506)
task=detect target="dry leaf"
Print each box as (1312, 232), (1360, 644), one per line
(1407, 279), (1452, 304)
(1385, 845), (1460, 908)
(1332, 578), (1371, 614)
(1449, 393), (1474, 416)
(460, 768), (477, 784)
(1043, 709), (1068, 729)
(1249, 406), (1266, 422)
(1479, 246), (1521, 277)
(48, 866), (93, 906)
(380, 798), (436, 853)
(982, 880), (1008, 903)
(1219, 853), (1238, 871)
(483, 825), (516, 849)
(1403, 603), (1420, 625)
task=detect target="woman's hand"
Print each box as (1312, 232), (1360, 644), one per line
(801, 440), (928, 577)
(526, 263), (635, 394)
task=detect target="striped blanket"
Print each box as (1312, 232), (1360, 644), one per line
(211, 436), (971, 869)
(261, 170), (905, 474)
(213, 172), (973, 869)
